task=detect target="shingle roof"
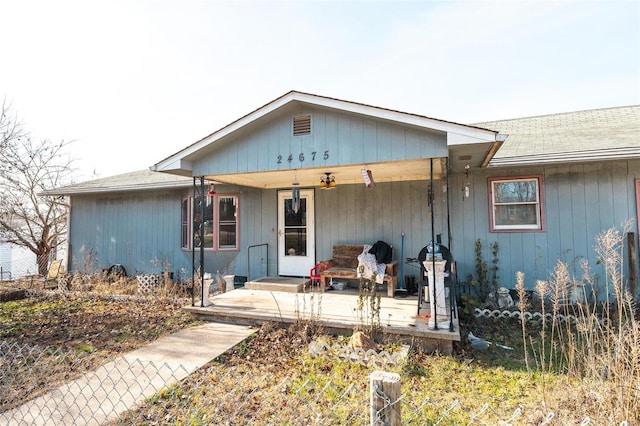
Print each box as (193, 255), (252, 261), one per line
(475, 105), (640, 166)
(47, 105), (640, 196)
(42, 169), (194, 196)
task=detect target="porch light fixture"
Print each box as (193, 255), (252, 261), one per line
(361, 168), (375, 188)
(320, 172), (336, 189)
(462, 164), (470, 198)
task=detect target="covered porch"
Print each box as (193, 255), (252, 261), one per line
(184, 286), (460, 353)
(151, 91), (504, 342)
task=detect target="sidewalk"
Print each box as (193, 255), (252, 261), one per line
(1, 322), (255, 425)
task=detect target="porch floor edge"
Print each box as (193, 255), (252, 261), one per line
(183, 288), (460, 348)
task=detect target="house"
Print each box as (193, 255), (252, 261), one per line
(0, 240), (37, 281)
(470, 105), (640, 294)
(47, 92), (640, 299)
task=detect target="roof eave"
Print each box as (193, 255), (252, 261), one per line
(488, 149), (640, 167)
(41, 181), (194, 196)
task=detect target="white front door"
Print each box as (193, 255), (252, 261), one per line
(278, 189), (315, 276)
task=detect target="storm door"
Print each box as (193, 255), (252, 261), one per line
(277, 189), (315, 276)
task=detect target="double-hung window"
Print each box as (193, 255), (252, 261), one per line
(181, 194), (239, 250)
(489, 176), (544, 232)
(216, 196), (239, 250)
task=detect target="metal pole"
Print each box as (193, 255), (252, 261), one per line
(199, 176), (205, 307)
(430, 158), (438, 330)
(445, 157), (455, 332)
(445, 157), (452, 252)
(191, 177), (196, 307)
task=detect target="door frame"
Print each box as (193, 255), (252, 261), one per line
(277, 189), (315, 277)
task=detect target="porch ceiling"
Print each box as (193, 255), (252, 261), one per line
(206, 158), (446, 189)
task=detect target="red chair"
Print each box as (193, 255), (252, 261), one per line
(309, 262), (327, 288)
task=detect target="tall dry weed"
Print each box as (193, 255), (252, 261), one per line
(522, 223), (639, 422)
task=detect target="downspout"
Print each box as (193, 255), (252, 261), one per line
(65, 195), (72, 274)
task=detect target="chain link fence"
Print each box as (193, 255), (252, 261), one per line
(0, 243), (38, 282)
(1, 340), (627, 425)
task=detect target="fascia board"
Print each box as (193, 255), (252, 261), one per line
(41, 181), (194, 196)
(294, 92), (499, 142)
(488, 148), (640, 167)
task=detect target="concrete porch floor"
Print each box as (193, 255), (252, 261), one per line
(183, 286), (460, 353)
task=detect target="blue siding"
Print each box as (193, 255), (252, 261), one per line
(451, 159), (640, 291)
(68, 160), (639, 295)
(192, 107), (447, 176)
(69, 186), (273, 282)
(70, 191), (188, 277)
(313, 180), (448, 268)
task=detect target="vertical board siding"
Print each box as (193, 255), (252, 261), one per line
(452, 160), (640, 291)
(363, 120), (378, 164)
(193, 107), (447, 176)
(69, 161), (638, 292)
(313, 180), (445, 267)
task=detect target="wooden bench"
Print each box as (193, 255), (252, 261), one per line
(320, 244), (399, 297)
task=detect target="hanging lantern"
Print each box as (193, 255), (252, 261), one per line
(292, 171), (300, 213)
(292, 187), (300, 213)
(462, 164), (470, 199)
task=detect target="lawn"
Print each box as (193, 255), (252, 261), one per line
(0, 291), (198, 354)
(116, 315), (638, 425)
(1, 287), (637, 425)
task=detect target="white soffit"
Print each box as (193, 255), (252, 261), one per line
(206, 159), (445, 189)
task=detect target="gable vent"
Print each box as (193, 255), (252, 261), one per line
(293, 114), (312, 136)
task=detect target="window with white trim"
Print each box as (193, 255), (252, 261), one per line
(489, 176), (543, 231)
(181, 194), (239, 250)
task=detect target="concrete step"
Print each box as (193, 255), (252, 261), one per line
(244, 277), (308, 293)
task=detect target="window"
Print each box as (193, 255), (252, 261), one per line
(181, 194), (239, 250)
(489, 176), (544, 232)
(217, 196), (239, 250)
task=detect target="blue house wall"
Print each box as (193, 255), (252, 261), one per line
(449, 159), (640, 293)
(192, 105), (447, 176)
(66, 158), (640, 294)
(63, 95), (638, 295)
(66, 179), (450, 284)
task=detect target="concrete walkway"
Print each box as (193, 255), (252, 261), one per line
(1, 322), (255, 425)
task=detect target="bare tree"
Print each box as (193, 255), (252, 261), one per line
(1, 98), (25, 150)
(0, 99), (75, 275)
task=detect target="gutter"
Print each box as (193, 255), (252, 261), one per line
(488, 147), (640, 167)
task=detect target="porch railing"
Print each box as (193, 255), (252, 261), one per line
(247, 243), (268, 281)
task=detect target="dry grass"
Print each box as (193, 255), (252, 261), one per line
(3, 229), (638, 424)
(518, 224), (640, 423)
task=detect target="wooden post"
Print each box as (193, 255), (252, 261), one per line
(369, 371), (401, 426)
(628, 232), (638, 298)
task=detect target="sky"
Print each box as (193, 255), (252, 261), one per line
(1, 0), (638, 181)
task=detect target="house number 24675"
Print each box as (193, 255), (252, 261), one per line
(277, 150), (329, 164)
